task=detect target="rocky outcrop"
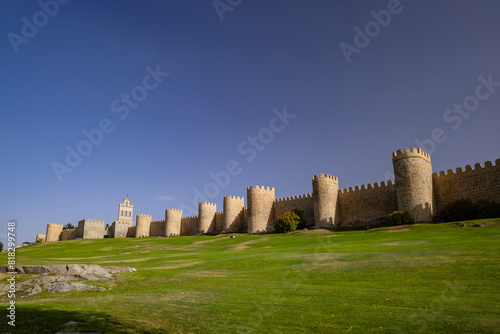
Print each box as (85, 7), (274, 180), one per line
(0, 264), (136, 296)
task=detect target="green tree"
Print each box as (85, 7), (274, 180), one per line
(275, 211), (302, 233)
(387, 211), (414, 226)
(63, 223), (75, 230)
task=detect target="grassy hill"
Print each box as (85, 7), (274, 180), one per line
(1, 220), (500, 333)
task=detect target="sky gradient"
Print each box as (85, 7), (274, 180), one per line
(1, 0), (499, 245)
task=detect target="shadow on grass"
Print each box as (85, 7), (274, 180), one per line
(0, 304), (155, 334)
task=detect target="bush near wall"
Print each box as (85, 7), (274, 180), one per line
(386, 211), (414, 226)
(437, 199), (500, 222)
(275, 211), (304, 233)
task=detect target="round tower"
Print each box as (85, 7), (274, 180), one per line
(247, 186), (275, 233)
(392, 147), (433, 222)
(36, 234), (46, 243)
(223, 196), (245, 232)
(165, 209), (182, 237)
(45, 223), (63, 242)
(312, 174), (339, 228)
(135, 214), (152, 238)
(198, 203), (216, 234)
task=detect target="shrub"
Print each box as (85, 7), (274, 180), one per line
(292, 210), (307, 230)
(275, 211), (302, 233)
(386, 211), (414, 226)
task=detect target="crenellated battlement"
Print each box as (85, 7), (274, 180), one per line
(247, 185), (275, 192)
(224, 195), (244, 200)
(339, 180), (394, 194)
(392, 147), (431, 163)
(433, 159), (499, 178)
(312, 173), (338, 182)
(181, 216), (199, 220)
(165, 208), (182, 212)
(35, 147), (500, 241)
(199, 202), (216, 207)
(275, 193), (312, 203)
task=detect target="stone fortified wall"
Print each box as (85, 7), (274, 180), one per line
(338, 181), (397, 227)
(273, 193), (314, 227)
(247, 186), (275, 233)
(112, 221), (130, 238)
(433, 159), (500, 210)
(77, 219), (105, 239)
(165, 209), (182, 237)
(135, 214), (152, 238)
(150, 220), (165, 237)
(38, 147), (500, 242)
(223, 196), (245, 233)
(199, 202), (217, 234)
(46, 224), (63, 242)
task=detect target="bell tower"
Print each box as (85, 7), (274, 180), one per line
(118, 196), (133, 226)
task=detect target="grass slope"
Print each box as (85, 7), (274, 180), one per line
(1, 220), (500, 333)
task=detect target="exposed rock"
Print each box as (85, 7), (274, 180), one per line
(26, 284), (42, 295)
(0, 264), (136, 296)
(44, 282), (106, 293)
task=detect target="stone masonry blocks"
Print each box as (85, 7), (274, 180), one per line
(46, 224), (63, 242)
(198, 203), (216, 234)
(223, 196), (245, 232)
(392, 148), (434, 222)
(135, 214), (152, 238)
(165, 209), (182, 237)
(247, 186), (275, 233)
(312, 174), (339, 228)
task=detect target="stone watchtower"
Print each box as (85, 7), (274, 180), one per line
(165, 208), (182, 237)
(312, 174), (339, 228)
(223, 196), (245, 233)
(118, 197), (133, 226)
(247, 186), (275, 233)
(392, 148), (434, 222)
(46, 224), (63, 242)
(199, 202), (217, 234)
(135, 214), (151, 238)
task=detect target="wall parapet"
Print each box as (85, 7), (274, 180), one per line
(392, 147), (431, 163)
(339, 180), (394, 194)
(247, 185), (275, 191)
(224, 195), (244, 200)
(312, 173), (338, 182)
(433, 159), (499, 178)
(275, 193), (312, 202)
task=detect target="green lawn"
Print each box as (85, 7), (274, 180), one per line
(1, 220), (500, 333)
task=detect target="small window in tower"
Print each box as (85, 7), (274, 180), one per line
(121, 210), (123, 216)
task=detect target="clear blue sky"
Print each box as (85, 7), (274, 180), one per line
(1, 0), (499, 245)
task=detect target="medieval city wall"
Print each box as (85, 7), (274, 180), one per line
(338, 181), (398, 226)
(273, 193), (314, 227)
(433, 159), (500, 211)
(180, 216), (199, 236)
(127, 226), (136, 237)
(37, 148), (500, 242)
(150, 220), (165, 237)
(60, 228), (78, 240)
